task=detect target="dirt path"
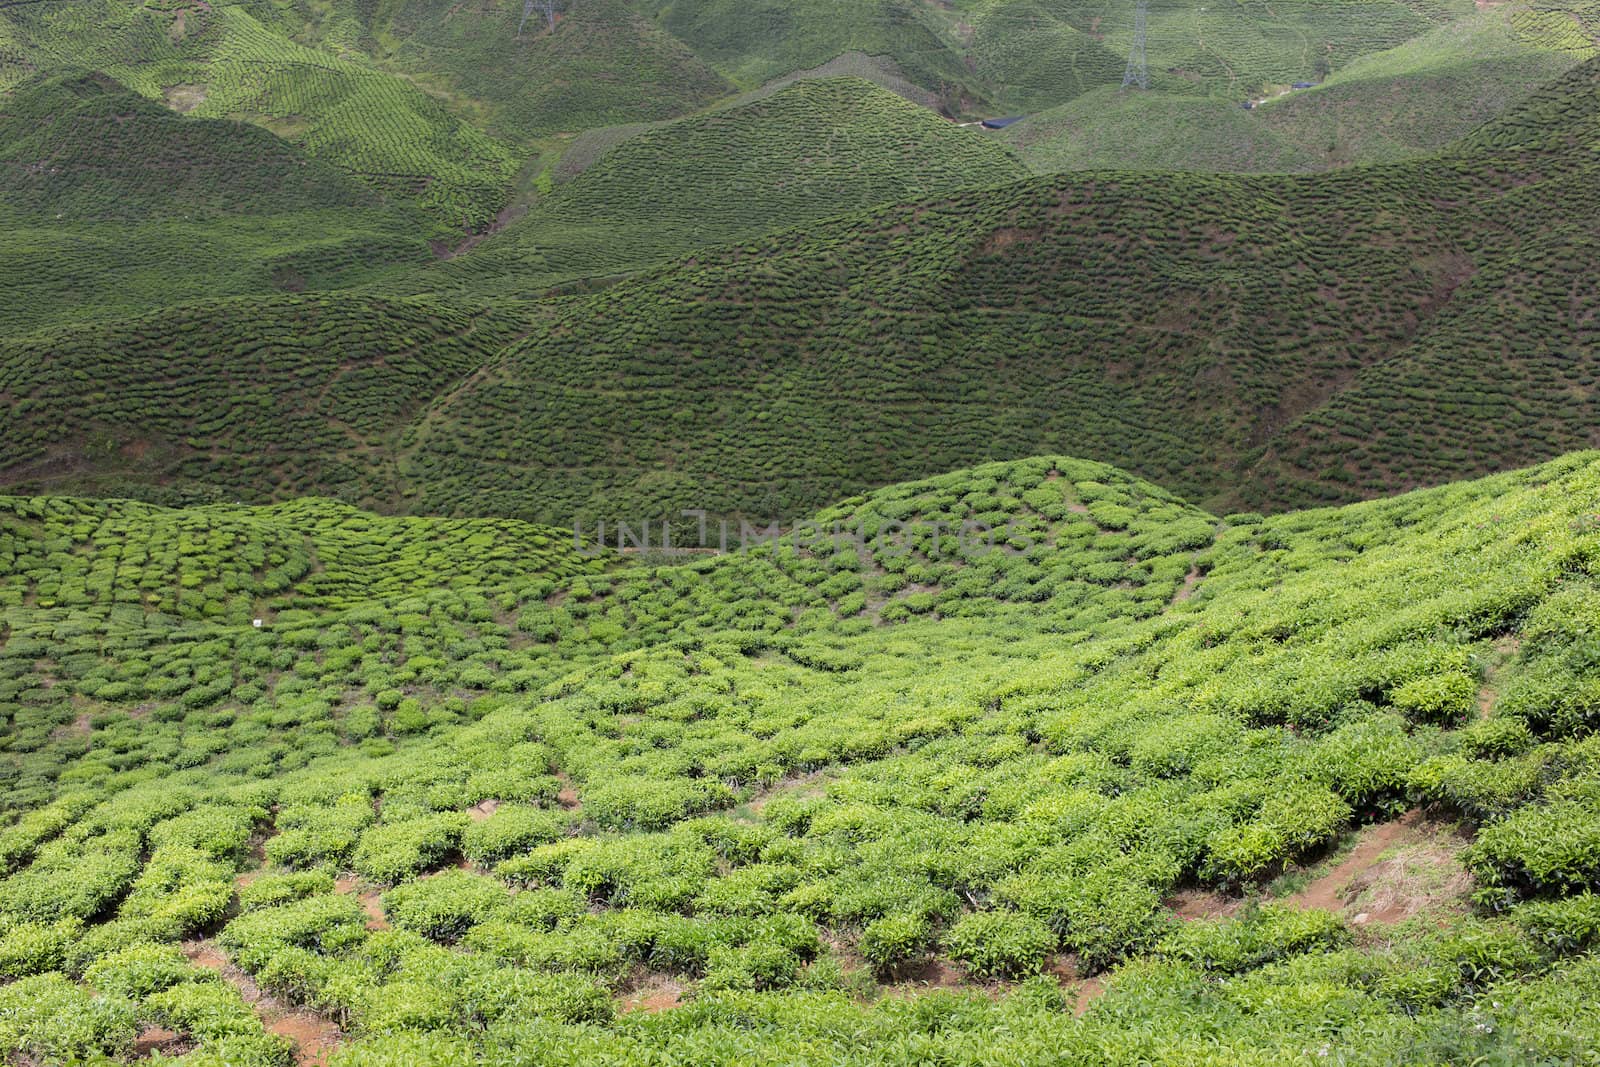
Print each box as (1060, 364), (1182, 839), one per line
(181, 940), (341, 1066)
(1290, 813), (1421, 913)
(1478, 635), (1521, 719)
(554, 771), (581, 811)
(1047, 956), (1107, 1016)
(1165, 887), (1242, 922)
(333, 875), (389, 931)
(432, 185), (529, 260)
(1171, 564), (1202, 604)
(1285, 811), (1471, 925)
(617, 970), (685, 1014)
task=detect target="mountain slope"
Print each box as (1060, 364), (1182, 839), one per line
(0, 72), (378, 219)
(8, 58), (1599, 519)
(1005, 6), (1596, 173)
(0, 71), (434, 335)
(0, 295), (525, 506)
(391, 55), (1600, 522)
(0, 0), (520, 231)
(4, 453), (1600, 1062)
(371, 0), (736, 141)
(421, 76), (1029, 295)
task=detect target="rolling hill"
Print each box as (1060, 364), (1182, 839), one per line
(0, 72), (434, 335)
(1005, 4), (1596, 173)
(0, 294), (528, 505)
(4, 452), (1600, 1063)
(369, 0), (736, 142)
(0, 72), (377, 220)
(423, 76), (1029, 295)
(5, 55), (1599, 522)
(9, 4), (1600, 1063)
(0, 0), (521, 231)
(395, 55), (1600, 522)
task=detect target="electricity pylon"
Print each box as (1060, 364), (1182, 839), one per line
(1122, 0), (1149, 90)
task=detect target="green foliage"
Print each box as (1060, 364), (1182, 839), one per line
(1158, 904), (1349, 974)
(858, 913), (931, 974)
(382, 870), (511, 942)
(3, 446), (1600, 1061)
(82, 941), (196, 997)
(0, 972), (136, 1062)
(387, 60), (1600, 523)
(1007, 7), (1592, 174)
(353, 814), (468, 883)
(1203, 786), (1352, 885)
(944, 910), (1056, 979)
(437, 76), (1026, 293)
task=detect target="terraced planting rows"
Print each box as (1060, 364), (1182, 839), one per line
(424, 77), (1028, 295)
(631, 0), (1456, 111)
(1005, 5), (1595, 173)
(0, 69), (433, 334)
(5, 453), (1600, 1063)
(0, 72), (379, 220)
(0, 215), (435, 337)
(0, 295), (522, 503)
(9, 52), (1599, 520)
(1, 0), (520, 231)
(396, 56), (1600, 523)
(372, 0), (735, 142)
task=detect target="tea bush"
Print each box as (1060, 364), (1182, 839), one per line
(944, 911), (1056, 979)
(2, 453), (1600, 1061)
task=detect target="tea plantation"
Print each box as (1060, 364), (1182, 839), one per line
(1005, 5), (1596, 173)
(5, 452), (1600, 1063)
(397, 54), (1600, 522)
(6, 1), (1600, 1061)
(9, 56), (1600, 518)
(422, 76), (1029, 298)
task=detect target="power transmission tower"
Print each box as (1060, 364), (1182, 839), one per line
(1122, 0), (1149, 90)
(518, 0), (555, 37)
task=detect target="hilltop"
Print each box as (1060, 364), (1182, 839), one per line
(425, 76), (1029, 294)
(0, 72), (434, 335)
(0, 0), (520, 231)
(4, 453), (1600, 1062)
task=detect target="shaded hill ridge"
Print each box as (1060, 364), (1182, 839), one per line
(392, 55), (1600, 520)
(1004, 4), (1597, 174)
(0, 72), (380, 220)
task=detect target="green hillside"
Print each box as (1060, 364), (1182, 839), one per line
(0, 294), (526, 505)
(370, 0), (735, 141)
(631, 0), (974, 95)
(0, 72), (379, 219)
(7, 56), (1598, 520)
(629, 0), (1465, 112)
(9, 2), (1600, 1065)
(0, 72), (434, 335)
(0, 0), (520, 231)
(6, 453), (1600, 1063)
(424, 76), (1029, 294)
(1006, 5), (1595, 173)
(386, 55), (1600, 522)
